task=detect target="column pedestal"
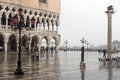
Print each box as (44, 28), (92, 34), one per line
(80, 62), (86, 69)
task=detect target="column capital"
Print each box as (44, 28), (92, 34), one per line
(105, 12), (114, 18)
(105, 6), (115, 17)
(6, 12), (10, 18)
(38, 41), (41, 44)
(29, 39), (32, 44)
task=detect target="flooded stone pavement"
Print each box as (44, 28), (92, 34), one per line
(0, 51), (120, 80)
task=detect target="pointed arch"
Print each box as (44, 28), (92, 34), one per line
(0, 33), (4, 52)
(22, 34), (28, 47)
(41, 35), (49, 44)
(8, 34), (17, 52)
(8, 13), (12, 26)
(31, 35), (39, 48)
(1, 12), (6, 25)
(26, 15), (30, 27)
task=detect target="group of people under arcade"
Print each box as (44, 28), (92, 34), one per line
(31, 46), (55, 62)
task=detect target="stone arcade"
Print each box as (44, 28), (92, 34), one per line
(0, 0), (61, 53)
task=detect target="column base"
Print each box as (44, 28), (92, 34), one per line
(14, 68), (24, 75)
(80, 62), (86, 69)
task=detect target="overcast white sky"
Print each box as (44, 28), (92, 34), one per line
(59, 0), (120, 47)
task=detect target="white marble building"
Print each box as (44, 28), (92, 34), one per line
(0, 0), (61, 53)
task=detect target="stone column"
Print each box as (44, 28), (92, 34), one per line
(55, 44), (59, 53)
(34, 18), (37, 32)
(47, 43), (50, 53)
(38, 42), (41, 54)
(4, 39), (8, 53)
(56, 26), (58, 33)
(24, 16), (27, 28)
(29, 19), (31, 28)
(48, 19), (51, 32)
(46, 42), (50, 62)
(6, 12), (9, 29)
(43, 23), (45, 31)
(52, 23), (54, 32)
(48, 23), (50, 32)
(43, 18), (46, 31)
(17, 41), (19, 52)
(105, 5), (115, 58)
(56, 19), (59, 33)
(29, 38), (32, 53)
(39, 22), (42, 31)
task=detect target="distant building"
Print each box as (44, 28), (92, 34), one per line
(112, 40), (120, 51)
(97, 40), (120, 52)
(0, 0), (61, 52)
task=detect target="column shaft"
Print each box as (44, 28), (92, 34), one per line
(4, 42), (8, 53)
(105, 9), (115, 58)
(108, 16), (112, 53)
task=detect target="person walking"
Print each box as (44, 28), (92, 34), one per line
(103, 49), (106, 58)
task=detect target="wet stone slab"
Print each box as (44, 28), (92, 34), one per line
(0, 51), (120, 80)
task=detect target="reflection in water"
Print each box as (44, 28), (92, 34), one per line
(45, 54), (51, 77)
(99, 60), (116, 80)
(80, 60), (85, 80)
(55, 52), (59, 62)
(14, 75), (24, 79)
(51, 52), (54, 57)
(64, 51), (68, 65)
(46, 52), (51, 64)
(54, 52), (60, 80)
(1, 51), (120, 80)
(80, 68), (85, 80)
(108, 61), (112, 80)
(3, 53), (8, 77)
(45, 52), (60, 80)
(0, 51), (61, 79)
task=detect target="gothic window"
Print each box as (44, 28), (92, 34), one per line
(26, 16), (29, 27)
(1, 12), (6, 25)
(8, 13), (12, 25)
(39, 0), (47, 3)
(36, 18), (40, 28)
(31, 17), (35, 28)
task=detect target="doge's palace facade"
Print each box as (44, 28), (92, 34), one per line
(0, 0), (61, 53)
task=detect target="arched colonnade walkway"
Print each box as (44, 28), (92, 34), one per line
(0, 32), (60, 53)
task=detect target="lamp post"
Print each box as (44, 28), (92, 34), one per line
(11, 8), (31, 75)
(12, 8), (24, 75)
(64, 40), (69, 51)
(80, 37), (86, 69)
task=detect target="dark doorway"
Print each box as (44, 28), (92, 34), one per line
(9, 35), (17, 52)
(0, 34), (4, 52)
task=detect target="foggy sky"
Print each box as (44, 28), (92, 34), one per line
(59, 0), (120, 47)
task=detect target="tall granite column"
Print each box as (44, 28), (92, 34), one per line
(105, 5), (115, 58)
